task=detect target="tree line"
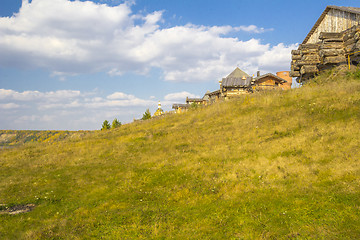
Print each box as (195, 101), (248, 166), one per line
(101, 118), (121, 130)
(100, 109), (152, 130)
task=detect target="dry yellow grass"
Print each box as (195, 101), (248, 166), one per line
(1, 67), (360, 239)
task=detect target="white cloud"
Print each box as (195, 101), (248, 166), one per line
(107, 92), (136, 100)
(0, 0), (294, 82)
(0, 89), (81, 101)
(0, 103), (20, 109)
(164, 91), (200, 101)
(0, 88), (157, 130)
(235, 25), (274, 33)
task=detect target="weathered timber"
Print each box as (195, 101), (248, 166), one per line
(342, 26), (360, 41)
(354, 32), (360, 40)
(344, 38), (357, 46)
(291, 64), (300, 71)
(300, 65), (319, 75)
(296, 60), (321, 66)
(343, 25), (360, 41)
(354, 41), (360, 50)
(345, 43), (355, 53)
(323, 38), (343, 43)
(290, 71), (300, 77)
(300, 49), (319, 55)
(291, 50), (301, 55)
(343, 31), (356, 42)
(319, 49), (345, 57)
(320, 43), (344, 49)
(301, 54), (320, 61)
(292, 55), (302, 60)
(291, 24), (360, 81)
(319, 32), (343, 40)
(299, 43), (320, 50)
(323, 56), (346, 65)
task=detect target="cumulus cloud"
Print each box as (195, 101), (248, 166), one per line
(0, 103), (21, 109)
(0, 89), (81, 101)
(0, 88), (156, 130)
(0, 0), (295, 82)
(164, 91), (200, 101)
(107, 92), (136, 100)
(235, 25), (274, 33)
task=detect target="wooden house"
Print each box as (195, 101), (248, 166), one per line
(186, 97), (205, 105)
(172, 103), (189, 113)
(291, 6), (360, 81)
(303, 6), (360, 44)
(219, 67), (252, 98)
(252, 72), (287, 91)
(204, 90), (221, 103)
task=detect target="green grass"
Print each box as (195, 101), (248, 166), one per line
(1, 67), (360, 239)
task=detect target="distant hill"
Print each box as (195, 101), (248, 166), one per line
(0, 130), (91, 147)
(1, 67), (360, 239)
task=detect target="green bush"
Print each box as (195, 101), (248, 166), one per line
(111, 118), (121, 129)
(101, 120), (111, 130)
(141, 109), (151, 120)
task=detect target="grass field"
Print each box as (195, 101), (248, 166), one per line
(1, 68), (360, 239)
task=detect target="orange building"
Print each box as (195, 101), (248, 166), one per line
(276, 71), (292, 90)
(253, 72), (289, 91)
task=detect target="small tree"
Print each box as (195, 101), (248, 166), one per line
(111, 118), (121, 129)
(190, 102), (198, 109)
(101, 120), (111, 130)
(141, 109), (151, 120)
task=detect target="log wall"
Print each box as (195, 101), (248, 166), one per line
(290, 25), (360, 82)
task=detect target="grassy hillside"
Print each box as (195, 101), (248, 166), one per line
(0, 130), (91, 148)
(1, 68), (360, 239)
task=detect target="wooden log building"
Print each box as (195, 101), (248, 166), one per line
(291, 6), (360, 82)
(219, 67), (253, 98)
(172, 68), (290, 112)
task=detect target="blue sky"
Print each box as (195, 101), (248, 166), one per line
(1, 0), (360, 130)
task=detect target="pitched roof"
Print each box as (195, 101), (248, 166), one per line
(172, 104), (189, 109)
(303, 6), (360, 44)
(186, 98), (203, 102)
(222, 77), (252, 87)
(254, 73), (287, 83)
(226, 67), (250, 78)
(206, 89), (221, 96)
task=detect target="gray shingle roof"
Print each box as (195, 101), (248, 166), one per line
(172, 104), (189, 109)
(206, 90), (221, 96)
(329, 6), (360, 15)
(186, 98), (203, 102)
(222, 77), (252, 87)
(226, 67), (250, 78)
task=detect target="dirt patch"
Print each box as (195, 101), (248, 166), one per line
(0, 204), (36, 215)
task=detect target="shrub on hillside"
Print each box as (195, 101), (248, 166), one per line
(101, 120), (111, 130)
(142, 109), (151, 120)
(111, 118), (121, 129)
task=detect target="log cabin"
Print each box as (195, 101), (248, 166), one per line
(290, 6), (360, 82)
(252, 72), (288, 91)
(303, 6), (360, 45)
(186, 97), (205, 105)
(219, 67), (253, 98)
(172, 103), (189, 113)
(171, 68), (291, 113)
